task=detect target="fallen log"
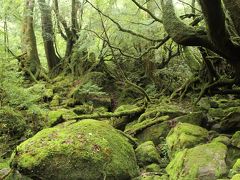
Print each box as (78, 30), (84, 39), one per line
(51, 105), (146, 127)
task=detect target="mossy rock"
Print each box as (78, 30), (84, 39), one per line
(231, 131), (240, 148)
(50, 94), (61, 107)
(233, 159), (240, 172)
(166, 142), (228, 180)
(226, 147), (240, 169)
(135, 141), (160, 167)
(145, 163), (162, 172)
(11, 119), (139, 180)
(208, 108), (226, 120)
(43, 88), (53, 101)
(73, 104), (94, 115)
(198, 97), (212, 110)
(212, 135), (231, 146)
(166, 123), (209, 158)
(231, 174), (240, 180)
(230, 159), (240, 177)
(0, 107), (26, 138)
(134, 174), (168, 180)
(219, 112), (240, 133)
(46, 109), (77, 127)
(63, 98), (77, 107)
(175, 111), (207, 126)
(219, 100), (240, 109)
(136, 121), (170, 145)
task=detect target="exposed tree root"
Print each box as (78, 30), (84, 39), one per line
(171, 74), (238, 104)
(194, 78), (236, 104)
(170, 76), (199, 100)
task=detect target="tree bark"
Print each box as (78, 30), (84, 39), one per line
(38, 0), (60, 72)
(161, 0), (240, 78)
(21, 0), (41, 77)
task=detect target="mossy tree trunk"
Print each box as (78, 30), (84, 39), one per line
(53, 0), (81, 59)
(38, 0), (60, 73)
(161, 0), (240, 80)
(21, 0), (41, 79)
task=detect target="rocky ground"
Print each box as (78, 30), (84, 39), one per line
(1, 77), (240, 180)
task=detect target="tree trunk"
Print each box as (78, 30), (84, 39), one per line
(38, 0), (60, 72)
(161, 0), (240, 79)
(21, 0), (41, 77)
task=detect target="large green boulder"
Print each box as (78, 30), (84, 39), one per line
(166, 142), (228, 180)
(166, 123), (209, 157)
(11, 119), (139, 180)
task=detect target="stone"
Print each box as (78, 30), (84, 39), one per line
(135, 141), (160, 167)
(231, 174), (240, 180)
(136, 121), (170, 145)
(166, 123), (209, 158)
(231, 131), (240, 148)
(145, 163), (162, 172)
(175, 112), (207, 126)
(212, 135), (231, 146)
(166, 142), (228, 180)
(11, 120), (139, 180)
(50, 94), (61, 107)
(46, 109), (76, 127)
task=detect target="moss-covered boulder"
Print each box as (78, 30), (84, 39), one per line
(43, 88), (54, 102)
(220, 112), (240, 133)
(134, 174), (168, 180)
(50, 94), (61, 107)
(11, 119), (139, 180)
(232, 174), (240, 180)
(135, 141), (160, 167)
(0, 107), (26, 139)
(175, 112), (207, 126)
(212, 135), (231, 146)
(46, 108), (77, 127)
(233, 159), (240, 172)
(231, 131), (240, 148)
(166, 123), (209, 157)
(226, 147), (240, 169)
(135, 121), (170, 145)
(166, 142), (228, 180)
(145, 163), (162, 172)
(230, 159), (240, 177)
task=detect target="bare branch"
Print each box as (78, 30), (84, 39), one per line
(131, 0), (162, 23)
(86, 0), (163, 42)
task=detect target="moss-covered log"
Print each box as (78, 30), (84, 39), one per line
(56, 106), (146, 127)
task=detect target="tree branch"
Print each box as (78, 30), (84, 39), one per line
(86, 0), (163, 42)
(131, 0), (163, 23)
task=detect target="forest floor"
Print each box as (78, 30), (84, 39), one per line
(1, 76), (240, 180)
